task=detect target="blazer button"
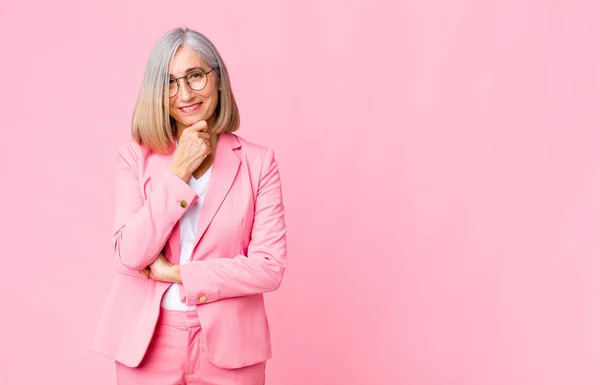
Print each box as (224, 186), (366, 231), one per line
(198, 295), (207, 303)
(180, 200), (188, 208)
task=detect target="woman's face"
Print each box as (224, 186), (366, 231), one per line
(168, 45), (220, 132)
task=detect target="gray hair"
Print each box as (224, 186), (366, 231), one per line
(132, 27), (240, 153)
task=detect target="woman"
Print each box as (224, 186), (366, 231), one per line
(91, 27), (287, 385)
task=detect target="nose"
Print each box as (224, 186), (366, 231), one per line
(177, 79), (195, 101)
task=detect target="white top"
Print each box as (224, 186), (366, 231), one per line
(160, 165), (212, 310)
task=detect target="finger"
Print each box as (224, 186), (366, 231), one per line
(187, 120), (208, 132)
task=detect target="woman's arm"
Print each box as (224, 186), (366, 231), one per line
(177, 148), (287, 305)
(111, 143), (199, 271)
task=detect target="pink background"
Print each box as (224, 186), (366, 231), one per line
(1, 0), (599, 384)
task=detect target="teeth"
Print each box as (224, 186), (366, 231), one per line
(182, 103), (200, 112)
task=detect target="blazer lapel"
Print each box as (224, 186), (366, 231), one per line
(192, 133), (241, 251)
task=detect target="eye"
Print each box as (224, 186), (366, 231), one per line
(189, 72), (205, 79)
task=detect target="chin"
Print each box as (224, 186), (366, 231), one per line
(178, 115), (205, 126)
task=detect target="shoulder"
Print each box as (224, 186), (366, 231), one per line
(114, 140), (150, 169)
(227, 133), (277, 166)
(112, 140), (149, 171)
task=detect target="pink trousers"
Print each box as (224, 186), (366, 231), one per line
(115, 309), (266, 385)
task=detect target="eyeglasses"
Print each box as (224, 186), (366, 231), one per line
(169, 68), (216, 98)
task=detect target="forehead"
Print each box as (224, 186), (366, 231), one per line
(168, 46), (208, 75)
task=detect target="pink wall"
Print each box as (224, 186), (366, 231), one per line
(1, 0), (599, 384)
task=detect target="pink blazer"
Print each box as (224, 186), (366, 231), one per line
(91, 133), (287, 369)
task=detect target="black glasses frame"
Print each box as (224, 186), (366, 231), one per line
(169, 68), (216, 98)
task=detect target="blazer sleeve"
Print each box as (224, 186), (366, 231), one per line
(179, 147), (287, 305)
(111, 143), (199, 271)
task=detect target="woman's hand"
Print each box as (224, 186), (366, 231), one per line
(141, 252), (181, 283)
(169, 120), (212, 181)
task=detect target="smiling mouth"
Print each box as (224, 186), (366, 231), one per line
(179, 102), (202, 113)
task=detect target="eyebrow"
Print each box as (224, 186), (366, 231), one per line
(169, 67), (204, 78)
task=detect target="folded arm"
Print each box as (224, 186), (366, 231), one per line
(111, 144), (198, 271)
